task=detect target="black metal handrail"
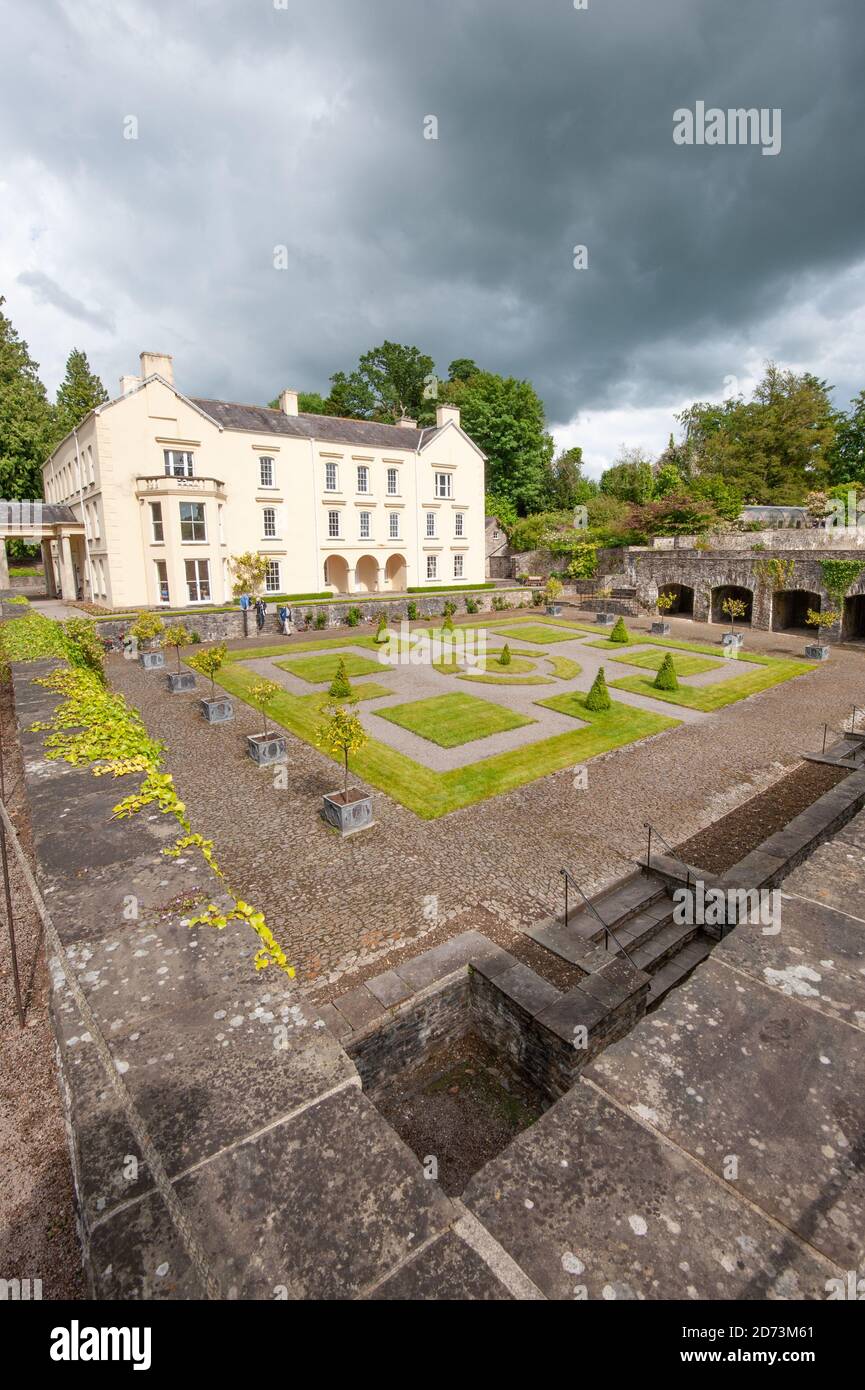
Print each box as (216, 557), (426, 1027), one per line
(560, 868), (637, 968)
(644, 821), (691, 893)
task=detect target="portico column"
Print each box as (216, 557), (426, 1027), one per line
(41, 539), (57, 597)
(0, 540), (8, 591)
(59, 533), (76, 601)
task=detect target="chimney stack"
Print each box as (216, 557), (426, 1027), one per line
(279, 389), (299, 416)
(436, 404), (461, 429)
(119, 374), (140, 396)
(397, 415), (417, 429)
(139, 351), (174, 385)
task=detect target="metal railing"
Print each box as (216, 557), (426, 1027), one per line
(644, 821), (692, 894)
(560, 867), (637, 967)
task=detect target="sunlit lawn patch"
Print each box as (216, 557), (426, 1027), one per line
(276, 652), (387, 682)
(490, 623), (585, 645)
(610, 657), (816, 711)
(373, 692), (534, 748)
(545, 655), (582, 680)
(607, 649), (723, 676)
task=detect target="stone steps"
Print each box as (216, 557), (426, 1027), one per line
(526, 871), (668, 965)
(647, 935), (714, 1009)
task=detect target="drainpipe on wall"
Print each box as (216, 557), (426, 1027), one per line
(73, 427), (94, 602)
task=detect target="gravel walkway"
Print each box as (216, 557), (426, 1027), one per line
(105, 610), (865, 999)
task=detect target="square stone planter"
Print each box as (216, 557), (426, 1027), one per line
(595, 612), (615, 626)
(546, 604), (562, 617)
(322, 789), (374, 837)
(200, 696), (234, 723)
(651, 621), (671, 636)
(138, 650), (165, 671)
(722, 632), (744, 649)
(166, 670), (196, 693)
(804, 643), (831, 661)
(247, 732), (287, 765)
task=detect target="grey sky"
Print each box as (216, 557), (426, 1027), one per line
(2, 0), (864, 474)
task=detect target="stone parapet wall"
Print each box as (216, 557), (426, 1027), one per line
(649, 527), (865, 552)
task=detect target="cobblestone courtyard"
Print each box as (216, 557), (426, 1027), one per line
(106, 610), (863, 998)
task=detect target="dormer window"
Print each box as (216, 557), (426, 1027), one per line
(164, 449), (194, 478)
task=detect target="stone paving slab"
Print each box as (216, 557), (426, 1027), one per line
(586, 957), (865, 1268)
(366, 1230), (513, 1300)
(40, 849), (209, 947)
(716, 894), (865, 1031)
(394, 930), (514, 991)
(463, 1081), (833, 1300)
(782, 838), (865, 918)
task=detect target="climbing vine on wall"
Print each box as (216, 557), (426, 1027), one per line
(753, 556), (796, 592)
(819, 559), (864, 606)
(7, 612), (293, 979)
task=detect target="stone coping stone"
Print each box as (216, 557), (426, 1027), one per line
(392, 929), (514, 993)
(40, 849), (210, 948)
(834, 805), (865, 850)
(365, 969), (413, 1008)
(782, 838), (865, 919)
(534, 987), (609, 1042)
(366, 1230), (513, 1300)
(715, 893), (865, 1031)
(332, 983), (388, 1031)
(462, 1081), (832, 1300)
(586, 956), (865, 1268)
(90, 1087), (455, 1300)
(475, 960), (560, 1019)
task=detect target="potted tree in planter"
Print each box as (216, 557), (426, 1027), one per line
(651, 589), (675, 636)
(189, 643), (233, 721)
(130, 612), (166, 669)
(317, 704), (373, 836)
(804, 608), (840, 661)
(544, 575), (564, 616)
(162, 624), (196, 692)
(721, 596), (747, 648)
(595, 587), (615, 626)
(246, 678), (287, 765)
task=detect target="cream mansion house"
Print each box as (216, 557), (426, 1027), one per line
(39, 352), (487, 609)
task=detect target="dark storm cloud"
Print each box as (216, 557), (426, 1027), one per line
(17, 271), (115, 333)
(2, 0), (865, 433)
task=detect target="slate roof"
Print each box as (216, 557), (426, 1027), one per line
(191, 398), (444, 452)
(0, 502), (79, 527)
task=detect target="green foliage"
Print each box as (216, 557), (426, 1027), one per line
(188, 643), (227, 697)
(249, 678), (280, 735)
(722, 597), (747, 630)
(314, 610), (328, 630)
(465, 596), (480, 614)
(442, 600), (457, 617)
(316, 702), (369, 798)
(484, 493), (518, 533)
(0, 296), (55, 502)
(326, 341), (434, 422)
(566, 546), (598, 580)
(585, 667), (612, 712)
(374, 613), (389, 642)
(62, 617), (105, 674)
(656, 591), (675, 614)
(828, 389), (865, 487)
(406, 601), (418, 621)
(544, 576), (563, 604)
(328, 658), (353, 700)
(0, 611), (68, 668)
(162, 623), (191, 668)
(754, 556), (796, 592)
(442, 369), (555, 514)
(805, 608), (840, 631)
(499, 643), (512, 667)
(345, 605), (362, 627)
(819, 559), (864, 604)
(229, 551), (268, 598)
(609, 617), (630, 643)
(653, 652), (679, 691)
(53, 347), (108, 441)
(129, 611), (165, 645)
(600, 450), (655, 504)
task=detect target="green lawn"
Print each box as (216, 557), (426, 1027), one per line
(276, 652), (388, 682)
(459, 672), (556, 687)
(610, 657), (816, 711)
(490, 623), (586, 645)
(374, 692), (534, 748)
(583, 635), (642, 650)
(546, 656), (582, 680)
(608, 649), (723, 676)
(296, 683), (393, 710)
(214, 661), (680, 818)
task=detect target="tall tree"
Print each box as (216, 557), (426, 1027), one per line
(600, 447), (655, 503)
(829, 389), (865, 487)
(547, 445), (596, 510)
(326, 341), (435, 422)
(442, 370), (555, 515)
(0, 296), (55, 502)
(54, 347), (108, 441)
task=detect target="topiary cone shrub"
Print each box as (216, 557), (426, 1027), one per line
(609, 617), (630, 644)
(329, 658), (353, 700)
(653, 652), (679, 691)
(585, 667), (611, 711)
(499, 643), (512, 667)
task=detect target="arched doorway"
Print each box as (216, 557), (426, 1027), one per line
(658, 582), (694, 616)
(384, 553), (407, 591)
(843, 594), (865, 642)
(772, 589), (821, 633)
(354, 554), (380, 593)
(711, 584), (753, 625)
(324, 554), (350, 594)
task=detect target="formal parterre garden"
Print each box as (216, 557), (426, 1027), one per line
(209, 614), (818, 819)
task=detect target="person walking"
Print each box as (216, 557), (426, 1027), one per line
(255, 596), (267, 632)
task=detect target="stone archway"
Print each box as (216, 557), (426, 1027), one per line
(384, 553), (407, 591)
(711, 584), (753, 625)
(324, 554), (350, 595)
(772, 589), (821, 633)
(658, 582), (694, 616)
(843, 593), (865, 642)
(354, 554), (380, 593)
